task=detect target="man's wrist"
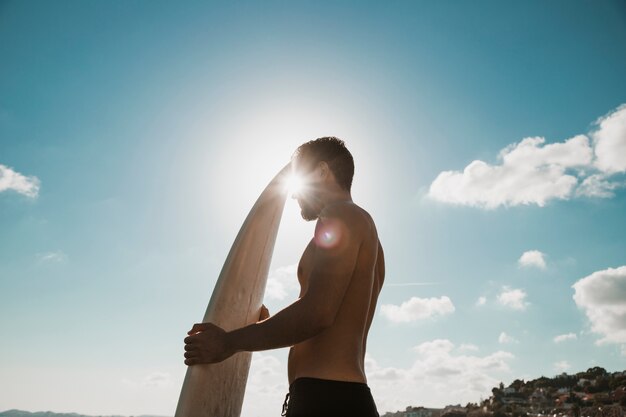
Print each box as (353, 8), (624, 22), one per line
(224, 329), (240, 354)
(225, 324), (251, 354)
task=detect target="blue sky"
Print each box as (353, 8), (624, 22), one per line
(1, 1), (625, 416)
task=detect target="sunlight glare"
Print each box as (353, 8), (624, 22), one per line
(284, 172), (304, 197)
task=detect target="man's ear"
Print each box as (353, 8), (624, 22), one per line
(318, 161), (330, 180)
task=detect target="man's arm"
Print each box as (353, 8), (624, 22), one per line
(226, 205), (364, 353)
(183, 205), (366, 365)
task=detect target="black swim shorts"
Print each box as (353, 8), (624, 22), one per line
(281, 376), (380, 417)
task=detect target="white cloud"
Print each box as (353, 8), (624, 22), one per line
(412, 339), (456, 356)
(36, 250), (67, 263)
(592, 104), (626, 174)
(518, 250), (547, 269)
(426, 104), (626, 209)
(365, 340), (514, 411)
(498, 332), (518, 344)
(380, 296), (455, 323)
(265, 264), (299, 300)
(497, 287), (529, 311)
(241, 352), (289, 417)
(0, 163), (40, 198)
(553, 333), (577, 343)
(572, 265), (626, 350)
(554, 360), (571, 372)
(476, 296), (487, 306)
(427, 135), (591, 208)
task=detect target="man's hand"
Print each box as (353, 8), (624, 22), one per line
(183, 304), (269, 365)
(184, 322), (235, 365)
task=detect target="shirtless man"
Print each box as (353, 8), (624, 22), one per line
(184, 137), (385, 417)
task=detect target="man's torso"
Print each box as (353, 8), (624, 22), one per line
(287, 202), (385, 385)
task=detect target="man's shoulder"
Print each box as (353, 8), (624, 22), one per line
(319, 202), (375, 238)
(320, 201), (369, 220)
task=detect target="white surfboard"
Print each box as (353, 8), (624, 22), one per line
(175, 162), (291, 417)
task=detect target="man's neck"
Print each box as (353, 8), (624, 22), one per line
(320, 191), (353, 211)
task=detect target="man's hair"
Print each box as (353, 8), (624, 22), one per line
(291, 136), (354, 192)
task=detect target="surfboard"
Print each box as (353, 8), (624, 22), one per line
(175, 162), (291, 417)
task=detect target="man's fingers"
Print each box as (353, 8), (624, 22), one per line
(184, 350), (199, 359)
(188, 323), (204, 334)
(187, 323), (204, 335)
(183, 322), (224, 366)
(187, 322), (215, 335)
(259, 304), (270, 320)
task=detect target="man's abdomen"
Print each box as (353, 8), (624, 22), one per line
(287, 335), (367, 385)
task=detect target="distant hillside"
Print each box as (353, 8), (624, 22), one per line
(382, 367), (626, 417)
(0, 410), (169, 417)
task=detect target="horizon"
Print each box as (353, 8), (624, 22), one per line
(1, 1), (625, 416)
(1, 365), (624, 416)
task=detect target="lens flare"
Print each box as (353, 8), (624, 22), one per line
(314, 219), (342, 249)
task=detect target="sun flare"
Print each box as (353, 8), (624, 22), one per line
(284, 172), (305, 196)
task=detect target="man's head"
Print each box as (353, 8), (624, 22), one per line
(290, 136), (354, 221)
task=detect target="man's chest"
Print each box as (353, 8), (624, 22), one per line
(297, 238), (316, 294)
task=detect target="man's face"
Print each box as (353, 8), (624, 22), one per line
(291, 158), (323, 221)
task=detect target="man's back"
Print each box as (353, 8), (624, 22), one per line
(287, 201), (385, 385)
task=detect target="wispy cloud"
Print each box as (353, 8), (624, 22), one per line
(458, 343), (479, 352)
(518, 250), (547, 270)
(554, 360), (571, 372)
(497, 287), (529, 311)
(142, 372), (171, 388)
(380, 296), (455, 323)
(426, 104), (626, 209)
(0, 163), (40, 198)
(575, 173), (623, 198)
(553, 333), (577, 343)
(36, 250), (68, 264)
(498, 332), (518, 344)
(476, 296), (487, 306)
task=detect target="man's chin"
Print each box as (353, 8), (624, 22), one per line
(300, 208), (318, 221)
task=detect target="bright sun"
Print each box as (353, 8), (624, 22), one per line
(283, 172), (304, 197)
